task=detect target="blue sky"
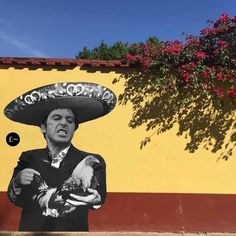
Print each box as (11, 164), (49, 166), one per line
(0, 0), (235, 58)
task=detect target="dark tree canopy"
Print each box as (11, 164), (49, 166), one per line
(75, 37), (161, 60)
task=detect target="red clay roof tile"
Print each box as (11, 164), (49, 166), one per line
(0, 57), (130, 68)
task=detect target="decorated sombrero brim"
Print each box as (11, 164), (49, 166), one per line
(4, 82), (116, 126)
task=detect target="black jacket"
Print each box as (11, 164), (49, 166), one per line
(7, 145), (106, 231)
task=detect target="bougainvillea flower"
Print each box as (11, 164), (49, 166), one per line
(216, 72), (223, 81)
(217, 41), (227, 47)
(228, 88), (236, 97)
(201, 71), (210, 79)
(196, 51), (208, 59)
(217, 13), (229, 22)
(213, 86), (224, 97)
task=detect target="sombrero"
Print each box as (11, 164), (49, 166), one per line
(4, 82), (116, 126)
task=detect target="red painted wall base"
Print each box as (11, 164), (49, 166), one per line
(1, 192), (236, 232)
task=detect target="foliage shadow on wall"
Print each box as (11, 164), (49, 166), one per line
(113, 69), (236, 160)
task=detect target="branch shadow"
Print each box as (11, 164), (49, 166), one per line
(114, 70), (236, 160)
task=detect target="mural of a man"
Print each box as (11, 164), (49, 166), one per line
(4, 82), (116, 231)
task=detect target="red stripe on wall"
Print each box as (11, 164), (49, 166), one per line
(1, 192), (236, 232)
(0, 192), (21, 230)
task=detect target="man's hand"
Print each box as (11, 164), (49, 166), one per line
(66, 188), (101, 206)
(14, 168), (40, 188)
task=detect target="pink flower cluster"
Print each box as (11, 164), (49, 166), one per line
(126, 13), (236, 101)
(163, 40), (183, 54)
(196, 51), (208, 59)
(126, 53), (143, 61)
(228, 88), (236, 98)
(213, 86), (224, 97)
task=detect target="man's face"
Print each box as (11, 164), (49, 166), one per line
(41, 108), (76, 146)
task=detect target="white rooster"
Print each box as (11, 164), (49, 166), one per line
(32, 155), (100, 217)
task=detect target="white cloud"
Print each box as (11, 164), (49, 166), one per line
(0, 30), (49, 57)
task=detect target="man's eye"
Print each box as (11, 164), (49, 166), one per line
(53, 116), (61, 120)
(67, 119), (74, 123)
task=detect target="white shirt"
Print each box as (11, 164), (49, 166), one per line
(50, 146), (70, 168)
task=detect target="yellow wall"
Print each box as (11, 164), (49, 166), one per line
(0, 65), (235, 194)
